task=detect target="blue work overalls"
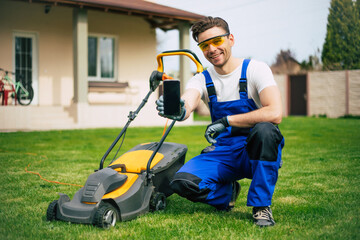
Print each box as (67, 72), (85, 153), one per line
(171, 59), (285, 210)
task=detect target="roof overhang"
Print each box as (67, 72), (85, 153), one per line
(15, 0), (205, 30)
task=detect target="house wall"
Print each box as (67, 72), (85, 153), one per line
(87, 10), (158, 106)
(0, 0), (73, 106)
(0, 0), (197, 130)
(0, 0), (157, 107)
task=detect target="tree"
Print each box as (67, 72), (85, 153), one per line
(300, 48), (322, 71)
(321, 0), (360, 70)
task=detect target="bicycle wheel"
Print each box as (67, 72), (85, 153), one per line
(17, 85), (34, 105)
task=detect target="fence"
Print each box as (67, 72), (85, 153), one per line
(274, 70), (360, 118)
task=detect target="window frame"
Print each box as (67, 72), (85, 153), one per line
(12, 31), (38, 105)
(88, 33), (118, 82)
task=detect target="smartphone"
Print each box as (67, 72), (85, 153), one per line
(163, 80), (181, 116)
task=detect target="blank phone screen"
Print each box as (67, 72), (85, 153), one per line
(163, 80), (180, 116)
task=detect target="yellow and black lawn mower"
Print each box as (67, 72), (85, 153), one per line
(46, 50), (203, 228)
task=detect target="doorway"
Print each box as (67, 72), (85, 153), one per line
(13, 32), (38, 105)
(289, 74), (307, 115)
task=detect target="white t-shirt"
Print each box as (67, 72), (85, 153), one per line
(186, 59), (276, 108)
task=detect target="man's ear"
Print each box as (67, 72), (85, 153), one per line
(228, 34), (235, 47)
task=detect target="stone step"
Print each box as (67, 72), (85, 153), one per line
(29, 106), (77, 129)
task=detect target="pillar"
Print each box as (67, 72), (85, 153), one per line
(178, 21), (191, 93)
(73, 8), (88, 104)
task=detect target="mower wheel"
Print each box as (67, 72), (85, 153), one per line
(93, 202), (118, 229)
(150, 192), (167, 211)
(46, 200), (58, 221)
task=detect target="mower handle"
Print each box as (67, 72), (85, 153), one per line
(100, 50), (203, 171)
(150, 50), (204, 92)
(156, 49), (204, 73)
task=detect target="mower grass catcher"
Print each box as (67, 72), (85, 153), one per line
(46, 50), (203, 228)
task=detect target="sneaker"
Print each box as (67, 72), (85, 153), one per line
(228, 181), (241, 210)
(253, 206), (275, 227)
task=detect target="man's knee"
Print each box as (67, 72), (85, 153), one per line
(246, 122), (283, 161)
(170, 172), (210, 202)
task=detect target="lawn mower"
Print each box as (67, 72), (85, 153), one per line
(46, 50), (204, 228)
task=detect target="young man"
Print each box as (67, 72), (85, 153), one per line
(156, 16), (284, 227)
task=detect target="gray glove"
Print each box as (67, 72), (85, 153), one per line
(156, 95), (186, 121)
(204, 117), (229, 144)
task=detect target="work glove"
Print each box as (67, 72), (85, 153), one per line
(204, 117), (229, 144)
(156, 95), (186, 121)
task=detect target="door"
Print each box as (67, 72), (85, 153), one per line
(289, 74), (307, 116)
(13, 32), (38, 105)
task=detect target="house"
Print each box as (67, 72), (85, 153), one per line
(0, 0), (204, 131)
(270, 50), (302, 75)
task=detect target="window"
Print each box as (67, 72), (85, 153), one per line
(13, 32), (38, 105)
(88, 35), (116, 81)
(15, 37), (32, 87)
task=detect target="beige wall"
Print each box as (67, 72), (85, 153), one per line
(349, 70), (360, 115)
(0, 0), (73, 106)
(0, 0), (157, 107)
(308, 70), (360, 118)
(308, 71), (346, 118)
(88, 10), (157, 83)
(87, 10), (157, 106)
(274, 70), (360, 118)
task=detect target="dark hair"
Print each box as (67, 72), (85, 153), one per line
(191, 16), (230, 42)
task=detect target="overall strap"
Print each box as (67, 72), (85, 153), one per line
(239, 59), (251, 99)
(203, 70), (217, 102)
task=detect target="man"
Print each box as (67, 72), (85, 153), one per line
(156, 16), (284, 227)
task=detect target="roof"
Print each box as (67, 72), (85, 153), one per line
(17, 0), (205, 30)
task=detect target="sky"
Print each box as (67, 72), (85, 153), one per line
(153, 0), (331, 71)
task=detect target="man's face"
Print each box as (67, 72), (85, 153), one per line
(197, 27), (234, 68)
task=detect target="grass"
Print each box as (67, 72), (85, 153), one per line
(0, 117), (359, 239)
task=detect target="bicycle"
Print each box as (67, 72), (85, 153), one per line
(0, 68), (34, 105)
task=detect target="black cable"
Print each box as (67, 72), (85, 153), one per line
(110, 128), (127, 164)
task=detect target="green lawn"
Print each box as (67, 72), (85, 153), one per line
(0, 117), (359, 239)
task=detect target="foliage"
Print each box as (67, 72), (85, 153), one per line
(322, 0), (360, 70)
(273, 49), (298, 66)
(0, 117), (359, 239)
(300, 48), (322, 71)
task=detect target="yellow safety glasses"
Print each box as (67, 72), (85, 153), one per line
(198, 33), (230, 51)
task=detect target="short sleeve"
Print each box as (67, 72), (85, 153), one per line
(248, 60), (276, 94)
(185, 72), (206, 98)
